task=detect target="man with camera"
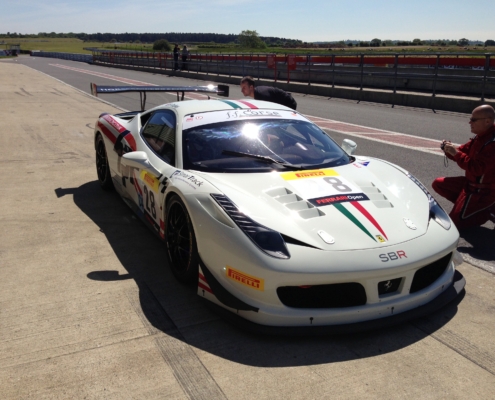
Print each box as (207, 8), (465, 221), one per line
(432, 105), (495, 229)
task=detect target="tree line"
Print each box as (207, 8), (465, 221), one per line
(0, 31), (302, 46)
(327, 38), (492, 48)
(1, 31), (493, 49)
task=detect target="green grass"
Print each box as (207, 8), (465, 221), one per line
(1, 38), (493, 55)
(1, 38), (100, 54)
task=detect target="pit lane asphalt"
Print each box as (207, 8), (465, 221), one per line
(1, 58), (495, 398)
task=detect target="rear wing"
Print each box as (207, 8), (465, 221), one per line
(90, 83), (229, 111)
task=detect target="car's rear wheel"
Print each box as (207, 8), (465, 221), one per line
(95, 134), (114, 190)
(165, 195), (199, 284)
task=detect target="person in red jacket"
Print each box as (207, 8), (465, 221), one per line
(432, 105), (495, 229)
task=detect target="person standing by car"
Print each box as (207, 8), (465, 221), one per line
(181, 45), (189, 71)
(432, 104), (495, 229)
(173, 44), (180, 70)
(240, 76), (297, 110)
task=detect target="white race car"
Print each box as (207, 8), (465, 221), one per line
(93, 84), (465, 334)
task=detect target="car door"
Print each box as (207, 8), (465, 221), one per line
(123, 109), (178, 237)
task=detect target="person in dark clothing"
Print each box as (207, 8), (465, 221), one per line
(173, 44), (180, 70)
(240, 76), (297, 110)
(181, 45), (189, 70)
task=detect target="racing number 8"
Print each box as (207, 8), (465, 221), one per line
(323, 177), (352, 192)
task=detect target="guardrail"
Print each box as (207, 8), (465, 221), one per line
(30, 51), (93, 63)
(30, 49), (494, 104)
(89, 49), (495, 102)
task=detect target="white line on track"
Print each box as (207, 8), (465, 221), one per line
(50, 64), (156, 86)
(52, 64), (457, 157)
(305, 114), (456, 157)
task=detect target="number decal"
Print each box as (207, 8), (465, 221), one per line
(149, 191), (156, 218)
(144, 185), (149, 211)
(323, 177), (352, 193)
(143, 186), (157, 218)
(281, 169), (361, 199)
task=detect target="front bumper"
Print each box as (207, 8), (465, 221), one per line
(201, 270), (465, 335)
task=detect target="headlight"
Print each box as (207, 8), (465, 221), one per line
(407, 173), (451, 230)
(211, 194), (290, 259)
(429, 197), (452, 230)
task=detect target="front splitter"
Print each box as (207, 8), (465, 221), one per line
(201, 270), (465, 336)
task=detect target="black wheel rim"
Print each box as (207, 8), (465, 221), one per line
(167, 202), (192, 272)
(96, 140), (108, 182)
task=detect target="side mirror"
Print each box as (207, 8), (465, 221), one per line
(342, 139), (357, 155)
(122, 151), (161, 176)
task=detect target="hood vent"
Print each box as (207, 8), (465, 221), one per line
(265, 187), (326, 220)
(355, 181), (394, 209)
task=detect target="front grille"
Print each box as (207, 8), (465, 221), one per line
(410, 252), (452, 293)
(277, 283), (367, 308)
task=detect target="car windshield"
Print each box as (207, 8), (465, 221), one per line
(182, 118), (351, 172)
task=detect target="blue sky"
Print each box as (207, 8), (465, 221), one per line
(1, 0), (494, 42)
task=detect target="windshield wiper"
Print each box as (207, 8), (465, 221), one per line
(221, 150), (305, 170)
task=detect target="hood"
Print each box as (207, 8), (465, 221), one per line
(194, 159), (431, 251)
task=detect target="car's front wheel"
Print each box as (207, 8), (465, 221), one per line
(95, 134), (114, 190)
(165, 195), (199, 284)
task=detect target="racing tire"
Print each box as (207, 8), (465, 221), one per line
(165, 195), (199, 284)
(95, 134), (114, 190)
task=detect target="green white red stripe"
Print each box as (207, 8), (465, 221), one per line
(350, 201), (388, 240)
(333, 202), (388, 242)
(333, 203), (376, 241)
(220, 100), (258, 109)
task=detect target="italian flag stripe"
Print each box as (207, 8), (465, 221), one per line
(220, 100), (242, 109)
(333, 203), (376, 242)
(237, 100), (258, 109)
(350, 201), (388, 240)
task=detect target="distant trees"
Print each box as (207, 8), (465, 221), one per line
(153, 39), (171, 51)
(329, 40), (346, 47)
(370, 38), (381, 47)
(0, 31), (301, 47)
(237, 30), (266, 49)
(356, 38), (473, 47)
(1, 31), (493, 50)
(31, 32), (242, 44)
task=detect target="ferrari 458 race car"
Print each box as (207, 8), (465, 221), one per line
(93, 83), (465, 334)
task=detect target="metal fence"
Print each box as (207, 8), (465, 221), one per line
(32, 49), (495, 101)
(90, 50), (495, 101)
